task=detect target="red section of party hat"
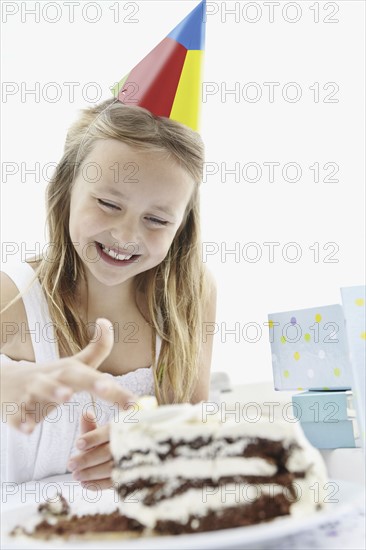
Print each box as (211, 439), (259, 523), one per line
(118, 37), (187, 118)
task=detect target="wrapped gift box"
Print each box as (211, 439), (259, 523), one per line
(292, 390), (353, 422)
(268, 304), (352, 391)
(299, 420), (357, 449)
(292, 391), (359, 449)
(340, 286), (365, 448)
(269, 286), (365, 450)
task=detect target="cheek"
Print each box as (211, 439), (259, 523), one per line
(146, 229), (177, 259)
(69, 202), (103, 240)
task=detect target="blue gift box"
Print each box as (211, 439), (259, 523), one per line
(292, 391), (358, 449)
(292, 390), (352, 422)
(299, 421), (357, 449)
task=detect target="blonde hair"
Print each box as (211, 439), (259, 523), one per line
(1, 99), (207, 403)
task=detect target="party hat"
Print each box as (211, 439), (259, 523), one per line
(111, 1), (206, 131)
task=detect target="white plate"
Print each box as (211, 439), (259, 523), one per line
(1, 479), (364, 550)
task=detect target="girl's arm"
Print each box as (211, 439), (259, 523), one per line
(1, 271), (136, 432)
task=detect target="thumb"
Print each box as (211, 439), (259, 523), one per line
(76, 318), (114, 369)
(80, 408), (98, 435)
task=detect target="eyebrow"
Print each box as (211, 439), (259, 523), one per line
(102, 187), (176, 218)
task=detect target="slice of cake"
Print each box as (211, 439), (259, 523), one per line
(111, 399), (328, 534)
(9, 399), (328, 540)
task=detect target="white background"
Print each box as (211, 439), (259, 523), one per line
(1, 1), (365, 385)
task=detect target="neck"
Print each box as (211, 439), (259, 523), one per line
(77, 272), (137, 323)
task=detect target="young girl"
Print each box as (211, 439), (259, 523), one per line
(0, 98), (216, 487)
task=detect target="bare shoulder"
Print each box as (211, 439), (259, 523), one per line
(0, 259), (40, 321)
(1, 270), (22, 313)
(0, 271), (33, 359)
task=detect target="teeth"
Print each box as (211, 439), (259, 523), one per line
(100, 244), (132, 261)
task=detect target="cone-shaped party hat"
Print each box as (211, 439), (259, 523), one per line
(111, 1), (206, 131)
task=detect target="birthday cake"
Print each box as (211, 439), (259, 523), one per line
(11, 398), (328, 540)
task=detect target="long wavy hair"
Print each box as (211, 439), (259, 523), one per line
(1, 99), (206, 404)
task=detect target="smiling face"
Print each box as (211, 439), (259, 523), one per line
(68, 139), (195, 287)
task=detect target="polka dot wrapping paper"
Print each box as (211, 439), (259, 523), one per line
(268, 304), (352, 391)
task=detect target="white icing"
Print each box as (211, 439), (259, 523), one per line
(112, 457), (276, 485)
(112, 402), (308, 461)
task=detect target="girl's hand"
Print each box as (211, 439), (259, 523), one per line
(67, 411), (114, 491)
(1, 318), (137, 433)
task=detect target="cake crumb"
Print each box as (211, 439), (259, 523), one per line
(38, 492), (70, 516)
(190, 518), (199, 530)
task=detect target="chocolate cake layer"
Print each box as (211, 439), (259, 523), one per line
(154, 494), (292, 535)
(116, 471), (306, 505)
(12, 495), (292, 539)
(12, 510), (144, 540)
(117, 436), (300, 468)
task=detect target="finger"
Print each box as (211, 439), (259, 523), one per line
(19, 382), (72, 433)
(72, 459), (114, 482)
(68, 443), (112, 472)
(27, 373), (73, 405)
(80, 408), (98, 436)
(58, 364), (134, 402)
(93, 377), (138, 409)
(75, 318), (114, 369)
(76, 423), (110, 452)
(55, 366), (137, 407)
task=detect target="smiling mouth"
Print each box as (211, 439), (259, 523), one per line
(95, 242), (141, 263)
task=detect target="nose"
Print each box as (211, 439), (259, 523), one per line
(110, 215), (141, 255)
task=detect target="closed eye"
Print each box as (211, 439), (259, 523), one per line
(145, 217), (169, 226)
(97, 199), (120, 210)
